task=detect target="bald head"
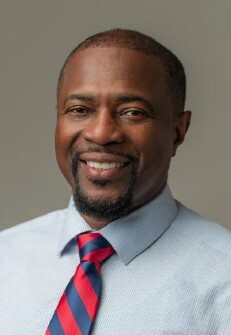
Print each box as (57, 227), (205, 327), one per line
(57, 29), (186, 114)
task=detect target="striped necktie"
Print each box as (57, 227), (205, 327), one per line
(46, 232), (114, 335)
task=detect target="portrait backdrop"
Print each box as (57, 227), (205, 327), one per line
(0, 0), (230, 230)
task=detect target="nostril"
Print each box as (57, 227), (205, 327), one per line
(83, 126), (124, 145)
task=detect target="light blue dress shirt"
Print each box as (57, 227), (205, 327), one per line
(1, 186), (231, 334)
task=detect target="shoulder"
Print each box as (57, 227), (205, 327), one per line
(0, 208), (67, 244)
(173, 202), (231, 256)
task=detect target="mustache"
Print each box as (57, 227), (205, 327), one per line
(71, 147), (139, 178)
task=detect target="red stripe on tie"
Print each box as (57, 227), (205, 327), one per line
(83, 247), (114, 263)
(46, 233), (115, 335)
(73, 264), (99, 320)
(77, 233), (100, 249)
(56, 292), (82, 335)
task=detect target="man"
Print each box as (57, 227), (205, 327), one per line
(1, 29), (231, 335)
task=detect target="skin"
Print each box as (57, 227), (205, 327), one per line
(55, 47), (191, 229)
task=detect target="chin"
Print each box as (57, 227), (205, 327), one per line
(73, 184), (134, 222)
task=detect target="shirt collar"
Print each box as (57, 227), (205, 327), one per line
(58, 185), (178, 265)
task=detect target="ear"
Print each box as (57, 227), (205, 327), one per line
(172, 110), (191, 157)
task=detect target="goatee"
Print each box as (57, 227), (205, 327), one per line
(71, 148), (139, 222)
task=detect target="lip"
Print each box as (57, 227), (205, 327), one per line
(78, 153), (131, 180)
(79, 152), (130, 164)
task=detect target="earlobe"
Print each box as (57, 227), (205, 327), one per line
(172, 110), (191, 156)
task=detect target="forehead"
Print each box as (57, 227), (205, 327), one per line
(60, 47), (167, 100)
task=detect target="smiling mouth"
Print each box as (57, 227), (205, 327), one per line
(85, 161), (128, 170)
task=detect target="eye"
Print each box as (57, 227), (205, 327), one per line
(66, 106), (90, 118)
(119, 108), (150, 121)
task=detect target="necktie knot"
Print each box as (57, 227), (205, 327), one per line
(77, 232), (114, 264)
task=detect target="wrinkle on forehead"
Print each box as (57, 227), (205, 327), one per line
(63, 47), (165, 85)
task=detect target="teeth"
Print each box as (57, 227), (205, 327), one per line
(86, 161), (124, 170)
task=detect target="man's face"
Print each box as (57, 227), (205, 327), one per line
(56, 47), (189, 223)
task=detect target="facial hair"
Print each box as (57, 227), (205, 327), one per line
(71, 148), (139, 222)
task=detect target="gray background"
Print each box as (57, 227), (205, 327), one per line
(0, 0), (230, 231)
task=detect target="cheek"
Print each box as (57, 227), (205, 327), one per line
(55, 123), (67, 161)
(55, 121), (75, 182)
(55, 120), (77, 157)
(138, 128), (174, 173)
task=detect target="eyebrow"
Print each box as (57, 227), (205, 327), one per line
(64, 94), (94, 105)
(64, 93), (154, 112)
(114, 94), (154, 112)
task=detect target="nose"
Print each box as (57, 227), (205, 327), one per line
(82, 109), (124, 145)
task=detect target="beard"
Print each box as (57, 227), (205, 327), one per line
(71, 148), (139, 222)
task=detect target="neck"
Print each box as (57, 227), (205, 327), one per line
(82, 214), (110, 230)
(80, 183), (167, 230)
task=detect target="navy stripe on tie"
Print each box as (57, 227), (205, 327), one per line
(66, 277), (92, 334)
(48, 311), (65, 335)
(80, 237), (111, 259)
(81, 262), (101, 297)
